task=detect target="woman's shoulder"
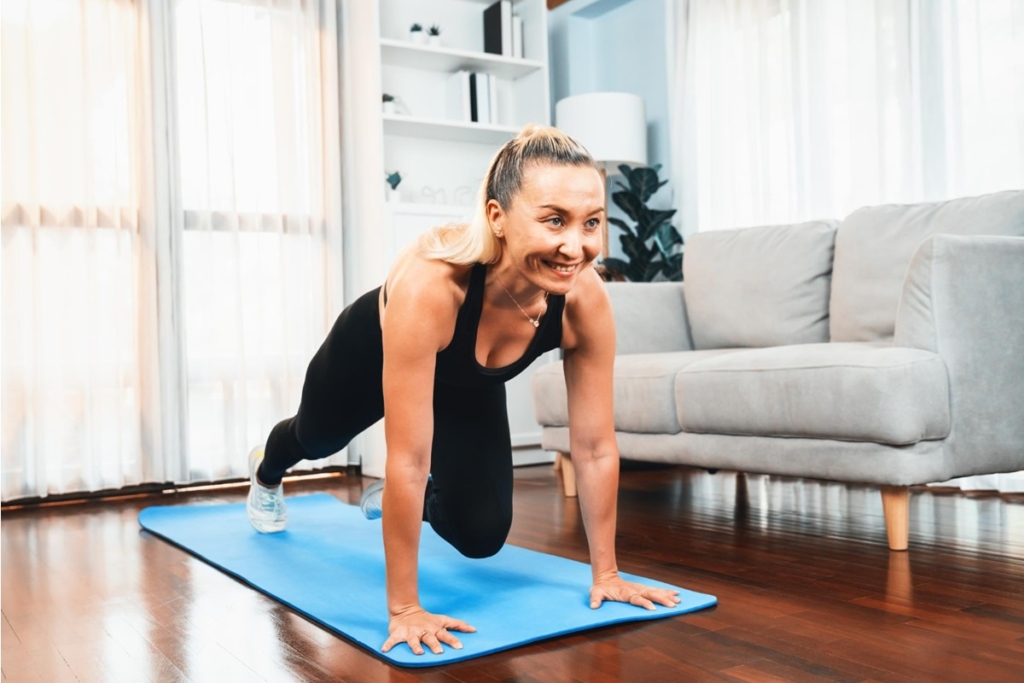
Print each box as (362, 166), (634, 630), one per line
(564, 265), (609, 311)
(561, 265), (613, 351)
(386, 247), (475, 311)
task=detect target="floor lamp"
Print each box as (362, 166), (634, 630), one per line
(555, 92), (648, 258)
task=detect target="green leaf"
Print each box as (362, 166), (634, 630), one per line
(611, 190), (643, 222)
(642, 260), (663, 282)
(601, 257), (630, 277)
(607, 216), (633, 235)
(628, 167), (661, 203)
(654, 224), (683, 257)
(617, 164), (633, 178)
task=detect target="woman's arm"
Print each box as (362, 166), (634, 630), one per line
(379, 258), (475, 654)
(562, 269), (681, 610)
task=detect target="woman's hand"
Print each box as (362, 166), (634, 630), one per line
(382, 606), (476, 655)
(589, 573), (682, 611)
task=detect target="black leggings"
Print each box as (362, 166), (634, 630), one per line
(258, 287), (513, 559)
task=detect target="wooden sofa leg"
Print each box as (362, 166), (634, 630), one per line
(556, 451), (577, 498)
(880, 486), (910, 551)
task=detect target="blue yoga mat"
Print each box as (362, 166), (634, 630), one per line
(138, 493), (716, 667)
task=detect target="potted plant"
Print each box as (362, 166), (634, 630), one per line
(385, 171), (402, 203)
(382, 93), (396, 115)
(409, 23), (425, 44)
(600, 164), (683, 282)
(427, 25), (442, 47)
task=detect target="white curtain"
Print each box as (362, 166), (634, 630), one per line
(1, 0), (344, 501)
(668, 0), (1024, 234)
(667, 0), (1024, 492)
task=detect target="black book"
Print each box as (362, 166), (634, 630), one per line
(483, 1), (511, 56)
(469, 72), (479, 122)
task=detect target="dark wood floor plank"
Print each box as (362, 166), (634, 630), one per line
(3, 466), (1024, 682)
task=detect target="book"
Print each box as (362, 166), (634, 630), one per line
(469, 72), (479, 122)
(512, 14), (523, 59)
(472, 72), (491, 124)
(483, 1), (513, 57)
(446, 70), (471, 122)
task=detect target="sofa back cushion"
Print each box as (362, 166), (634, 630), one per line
(682, 220), (839, 350)
(830, 190), (1024, 342)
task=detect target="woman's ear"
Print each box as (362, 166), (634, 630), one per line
(486, 199), (505, 238)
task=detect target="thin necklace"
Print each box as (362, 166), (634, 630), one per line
(494, 273), (548, 328)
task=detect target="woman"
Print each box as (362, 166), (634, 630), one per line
(246, 125), (681, 656)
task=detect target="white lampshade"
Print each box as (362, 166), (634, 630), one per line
(555, 92), (647, 170)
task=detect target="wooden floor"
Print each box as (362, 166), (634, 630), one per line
(3, 465), (1024, 683)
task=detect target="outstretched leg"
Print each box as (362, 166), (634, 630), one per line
(258, 287), (386, 486)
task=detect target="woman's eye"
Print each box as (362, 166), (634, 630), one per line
(547, 216), (563, 226)
(585, 218), (601, 229)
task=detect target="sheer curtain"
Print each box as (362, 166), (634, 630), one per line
(2, 0), (163, 497)
(667, 0), (1024, 492)
(668, 0), (1024, 234)
(172, 0), (344, 480)
(1, 0), (344, 501)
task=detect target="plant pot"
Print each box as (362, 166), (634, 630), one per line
(382, 101), (396, 115)
(427, 35), (441, 47)
(409, 31), (426, 45)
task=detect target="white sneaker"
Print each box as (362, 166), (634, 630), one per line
(247, 446), (287, 533)
(360, 478), (386, 520)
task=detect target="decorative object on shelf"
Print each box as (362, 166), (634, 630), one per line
(385, 171), (402, 203)
(382, 93), (396, 115)
(555, 92), (650, 273)
(427, 24), (442, 47)
(409, 22), (425, 44)
(601, 164), (683, 282)
(453, 186), (474, 206)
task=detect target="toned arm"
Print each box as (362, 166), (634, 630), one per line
(379, 256), (475, 653)
(562, 268), (681, 611)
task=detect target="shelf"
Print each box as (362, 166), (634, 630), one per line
(385, 202), (475, 217)
(380, 39), (544, 80)
(383, 114), (520, 144)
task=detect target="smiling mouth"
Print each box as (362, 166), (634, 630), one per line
(544, 261), (580, 274)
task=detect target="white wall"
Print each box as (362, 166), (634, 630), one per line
(549, 0), (676, 261)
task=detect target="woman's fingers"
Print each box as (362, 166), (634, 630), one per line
(443, 618), (477, 633)
(421, 632), (444, 655)
(627, 591), (657, 611)
(381, 633), (401, 653)
(436, 628), (464, 650)
(404, 634), (425, 656)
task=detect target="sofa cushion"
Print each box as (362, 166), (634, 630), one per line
(683, 220), (838, 350)
(830, 190), (1024, 342)
(532, 350), (742, 433)
(674, 342), (951, 445)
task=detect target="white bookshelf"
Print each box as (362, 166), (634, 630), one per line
(380, 39), (545, 79)
(382, 114), (521, 144)
(370, 0), (555, 470)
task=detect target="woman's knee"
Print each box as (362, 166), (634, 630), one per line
(436, 490), (512, 559)
(453, 512), (511, 559)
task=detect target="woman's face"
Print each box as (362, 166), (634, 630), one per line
(489, 162), (605, 294)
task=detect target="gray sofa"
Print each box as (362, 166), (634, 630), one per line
(532, 190), (1024, 550)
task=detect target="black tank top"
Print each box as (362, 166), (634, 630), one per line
(385, 263), (565, 387)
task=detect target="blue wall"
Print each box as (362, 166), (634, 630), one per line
(548, 0), (674, 261)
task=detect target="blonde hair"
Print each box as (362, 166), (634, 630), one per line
(416, 124), (599, 265)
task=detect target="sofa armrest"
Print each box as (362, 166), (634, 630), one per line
(605, 281), (694, 355)
(894, 234), (1024, 474)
